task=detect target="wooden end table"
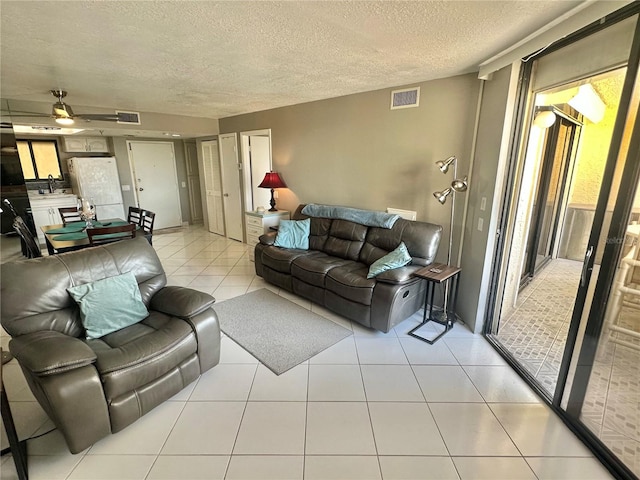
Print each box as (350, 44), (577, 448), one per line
(408, 263), (461, 344)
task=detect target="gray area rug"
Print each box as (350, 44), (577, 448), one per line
(214, 288), (353, 375)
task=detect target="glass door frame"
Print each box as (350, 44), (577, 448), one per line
(484, 5), (640, 479)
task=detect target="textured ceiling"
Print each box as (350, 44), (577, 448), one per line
(1, 0), (584, 121)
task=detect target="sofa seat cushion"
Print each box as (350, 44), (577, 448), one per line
(291, 253), (352, 287)
(326, 262), (376, 305)
(262, 247), (320, 274)
(87, 311), (197, 400)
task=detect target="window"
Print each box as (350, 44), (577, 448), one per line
(16, 140), (62, 180)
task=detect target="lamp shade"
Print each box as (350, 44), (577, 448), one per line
(258, 171), (287, 189)
(435, 156), (456, 174)
(433, 188), (452, 205)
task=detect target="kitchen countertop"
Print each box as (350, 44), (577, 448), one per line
(28, 191), (76, 200)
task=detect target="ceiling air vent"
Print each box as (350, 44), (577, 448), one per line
(390, 87), (420, 110)
(116, 111), (141, 125)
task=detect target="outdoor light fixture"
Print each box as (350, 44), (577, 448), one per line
(568, 83), (605, 124)
(533, 107), (557, 129)
(258, 171), (287, 211)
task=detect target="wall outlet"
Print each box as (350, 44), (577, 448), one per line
(480, 197), (487, 211)
(478, 217), (484, 231)
(181, 181), (187, 188)
(121, 184), (131, 191)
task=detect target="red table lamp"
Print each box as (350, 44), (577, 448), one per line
(258, 171), (287, 211)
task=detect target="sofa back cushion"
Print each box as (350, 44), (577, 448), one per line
(292, 204), (332, 251)
(361, 219), (443, 267)
(323, 219), (368, 261)
(1, 236), (166, 339)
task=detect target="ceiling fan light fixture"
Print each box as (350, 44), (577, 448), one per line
(52, 101), (74, 118)
(55, 116), (74, 125)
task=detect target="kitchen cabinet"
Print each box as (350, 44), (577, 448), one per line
(245, 210), (289, 261)
(62, 136), (110, 153)
(29, 194), (78, 244)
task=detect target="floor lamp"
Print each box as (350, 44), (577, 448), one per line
(432, 155), (468, 322)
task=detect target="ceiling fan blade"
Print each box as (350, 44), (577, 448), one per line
(75, 113), (122, 122)
(2, 113), (53, 118)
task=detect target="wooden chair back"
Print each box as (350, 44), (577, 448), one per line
(58, 207), (83, 225)
(87, 223), (136, 247)
(3, 198), (19, 218)
(127, 206), (143, 225)
(140, 210), (155, 235)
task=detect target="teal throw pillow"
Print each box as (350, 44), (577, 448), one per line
(67, 271), (149, 339)
(274, 218), (310, 250)
(367, 242), (412, 278)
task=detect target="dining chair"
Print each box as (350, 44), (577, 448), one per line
(87, 223), (136, 247)
(127, 206), (143, 226)
(2, 198), (19, 218)
(12, 216), (42, 258)
(58, 207), (83, 225)
(140, 209), (156, 244)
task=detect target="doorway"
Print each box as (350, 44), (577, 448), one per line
(487, 11), (640, 478)
(240, 129), (272, 212)
(520, 112), (580, 287)
(127, 140), (182, 230)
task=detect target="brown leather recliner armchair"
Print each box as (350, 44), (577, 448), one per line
(0, 236), (221, 453)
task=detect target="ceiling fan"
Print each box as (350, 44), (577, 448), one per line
(6, 90), (131, 125)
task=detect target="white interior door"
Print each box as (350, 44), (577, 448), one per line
(128, 141), (182, 230)
(248, 136), (272, 210)
(219, 133), (243, 241)
(201, 140), (225, 235)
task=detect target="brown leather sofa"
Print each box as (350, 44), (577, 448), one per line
(0, 236), (220, 453)
(255, 205), (442, 333)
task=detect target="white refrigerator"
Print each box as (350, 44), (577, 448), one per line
(68, 157), (125, 220)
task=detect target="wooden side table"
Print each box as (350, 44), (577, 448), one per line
(1, 349), (28, 480)
(408, 263), (461, 344)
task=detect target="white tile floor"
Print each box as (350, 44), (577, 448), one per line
(0, 226), (615, 479)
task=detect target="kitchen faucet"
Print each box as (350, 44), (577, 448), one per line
(47, 174), (56, 193)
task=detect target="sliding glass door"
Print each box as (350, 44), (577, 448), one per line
(487, 8), (640, 478)
(520, 114), (580, 287)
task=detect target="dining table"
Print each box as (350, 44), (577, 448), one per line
(41, 218), (139, 255)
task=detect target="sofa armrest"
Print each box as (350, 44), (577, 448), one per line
(375, 265), (422, 284)
(9, 330), (96, 376)
(259, 232), (277, 245)
(150, 286), (215, 318)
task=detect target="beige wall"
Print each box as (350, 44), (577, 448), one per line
(219, 74), (490, 325)
(220, 73), (480, 244)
